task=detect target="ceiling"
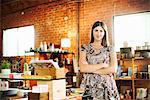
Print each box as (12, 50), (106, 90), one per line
(0, 0), (59, 16)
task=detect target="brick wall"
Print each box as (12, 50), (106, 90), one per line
(1, 0), (78, 56)
(0, 0), (150, 57)
(80, 0), (150, 45)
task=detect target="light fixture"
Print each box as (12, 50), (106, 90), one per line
(61, 38), (71, 48)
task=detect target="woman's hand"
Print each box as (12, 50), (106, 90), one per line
(93, 63), (109, 74)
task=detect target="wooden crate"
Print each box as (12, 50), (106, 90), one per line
(34, 67), (65, 79)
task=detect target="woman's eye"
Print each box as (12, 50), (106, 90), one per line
(94, 29), (98, 32)
(100, 30), (103, 32)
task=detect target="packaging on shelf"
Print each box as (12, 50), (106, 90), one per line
(136, 88), (147, 99)
(32, 85), (48, 93)
(43, 41), (47, 52)
(0, 81), (9, 91)
(40, 42), (44, 51)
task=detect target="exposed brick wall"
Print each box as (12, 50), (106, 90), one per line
(1, 0), (78, 56)
(79, 0), (150, 46)
(0, 0), (150, 58)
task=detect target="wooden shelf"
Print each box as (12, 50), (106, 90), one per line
(0, 77), (65, 81)
(66, 85), (73, 88)
(115, 78), (150, 81)
(116, 57), (150, 99)
(0, 88), (32, 92)
(134, 78), (150, 81)
(25, 51), (74, 55)
(119, 57), (150, 61)
(135, 49), (150, 52)
(114, 77), (132, 81)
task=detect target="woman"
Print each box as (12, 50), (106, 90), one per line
(79, 21), (120, 100)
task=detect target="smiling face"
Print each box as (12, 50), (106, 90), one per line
(90, 21), (108, 47)
(93, 26), (105, 42)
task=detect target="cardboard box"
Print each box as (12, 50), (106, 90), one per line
(37, 79), (66, 100)
(34, 67), (65, 79)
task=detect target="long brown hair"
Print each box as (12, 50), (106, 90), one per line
(90, 21), (109, 47)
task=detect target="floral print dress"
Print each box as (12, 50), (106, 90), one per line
(80, 44), (120, 100)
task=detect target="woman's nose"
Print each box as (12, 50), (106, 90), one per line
(98, 31), (101, 35)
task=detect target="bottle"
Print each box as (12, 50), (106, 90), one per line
(73, 75), (77, 87)
(40, 42), (44, 51)
(43, 41), (47, 52)
(47, 42), (50, 51)
(24, 63), (29, 72)
(51, 43), (54, 52)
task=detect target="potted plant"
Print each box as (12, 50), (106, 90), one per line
(1, 60), (11, 74)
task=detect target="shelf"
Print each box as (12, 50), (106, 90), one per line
(0, 77), (65, 81)
(119, 58), (132, 61)
(135, 49), (150, 52)
(117, 55), (150, 100)
(115, 77), (150, 81)
(114, 77), (133, 80)
(119, 57), (150, 60)
(66, 85), (73, 88)
(0, 88), (32, 92)
(134, 78), (150, 81)
(25, 51), (74, 55)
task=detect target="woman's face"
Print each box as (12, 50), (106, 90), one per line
(93, 26), (105, 41)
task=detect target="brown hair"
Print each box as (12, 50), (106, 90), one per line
(90, 21), (109, 47)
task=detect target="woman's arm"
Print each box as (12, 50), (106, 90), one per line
(79, 50), (108, 73)
(94, 51), (118, 75)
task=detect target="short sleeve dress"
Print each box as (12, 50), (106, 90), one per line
(80, 44), (120, 100)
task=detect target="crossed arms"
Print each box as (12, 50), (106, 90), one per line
(79, 50), (117, 75)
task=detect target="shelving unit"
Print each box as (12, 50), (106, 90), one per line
(116, 56), (150, 99)
(115, 58), (134, 99)
(0, 76), (85, 100)
(0, 76), (66, 100)
(115, 55), (150, 100)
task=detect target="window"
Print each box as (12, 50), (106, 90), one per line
(114, 12), (150, 52)
(3, 25), (35, 56)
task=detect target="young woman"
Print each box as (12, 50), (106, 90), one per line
(79, 21), (120, 100)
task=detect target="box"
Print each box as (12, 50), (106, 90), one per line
(37, 79), (66, 100)
(32, 85), (48, 93)
(120, 47), (132, 59)
(0, 81), (9, 90)
(34, 67), (65, 79)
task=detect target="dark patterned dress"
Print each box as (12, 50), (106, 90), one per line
(80, 44), (120, 100)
